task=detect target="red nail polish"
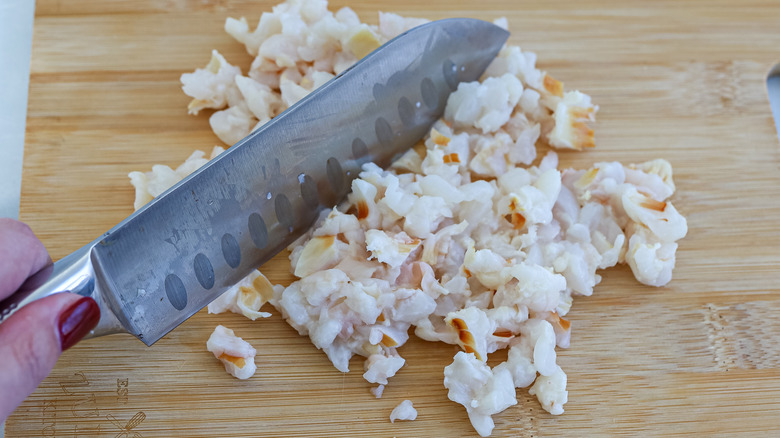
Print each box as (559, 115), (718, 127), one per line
(58, 297), (100, 351)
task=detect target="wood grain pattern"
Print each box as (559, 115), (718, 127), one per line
(7, 0), (780, 436)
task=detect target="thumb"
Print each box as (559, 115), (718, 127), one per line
(0, 292), (99, 421)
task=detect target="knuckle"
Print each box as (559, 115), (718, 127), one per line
(1, 218), (32, 236)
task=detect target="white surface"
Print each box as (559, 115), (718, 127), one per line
(0, 2), (35, 435)
(0, 0), (36, 220)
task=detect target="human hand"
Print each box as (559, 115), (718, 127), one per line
(0, 218), (100, 421)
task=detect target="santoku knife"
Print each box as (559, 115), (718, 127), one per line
(0, 18), (508, 346)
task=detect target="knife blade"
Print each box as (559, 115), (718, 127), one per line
(0, 18), (509, 346)
(768, 63), (780, 143)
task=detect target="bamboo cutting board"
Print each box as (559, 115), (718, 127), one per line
(8, 0), (780, 436)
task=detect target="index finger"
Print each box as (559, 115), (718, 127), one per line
(0, 218), (51, 300)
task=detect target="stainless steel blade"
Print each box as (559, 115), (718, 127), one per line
(768, 63), (780, 143)
(0, 18), (508, 345)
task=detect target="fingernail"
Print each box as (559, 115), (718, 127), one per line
(58, 297), (100, 351)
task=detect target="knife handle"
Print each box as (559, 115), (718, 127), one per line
(0, 241), (126, 339)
